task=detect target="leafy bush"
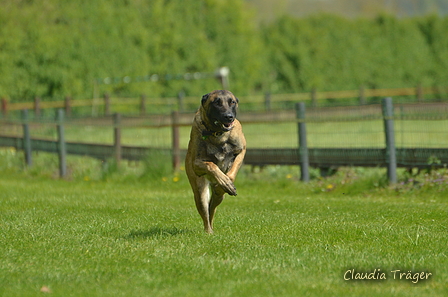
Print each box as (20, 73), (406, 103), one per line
(263, 13), (438, 93)
(0, 0), (267, 101)
(0, 1), (447, 101)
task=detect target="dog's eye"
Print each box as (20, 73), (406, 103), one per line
(215, 99), (222, 106)
(229, 99), (236, 105)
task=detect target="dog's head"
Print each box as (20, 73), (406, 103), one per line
(201, 90), (239, 132)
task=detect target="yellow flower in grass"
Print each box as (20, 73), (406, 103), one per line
(286, 174), (293, 179)
(326, 184), (334, 190)
(162, 177), (168, 182)
(173, 176), (180, 182)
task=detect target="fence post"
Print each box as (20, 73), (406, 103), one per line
(171, 110), (181, 172)
(216, 67), (230, 90)
(382, 97), (397, 184)
(114, 113), (122, 166)
(56, 109), (67, 178)
(295, 102), (309, 182)
(104, 93), (110, 116)
(34, 97), (41, 118)
(1, 98), (7, 117)
(140, 94), (146, 115)
(65, 96), (72, 117)
(22, 109), (32, 167)
(265, 92), (271, 111)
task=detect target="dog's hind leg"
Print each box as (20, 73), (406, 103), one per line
(192, 177), (213, 233)
(208, 185), (225, 231)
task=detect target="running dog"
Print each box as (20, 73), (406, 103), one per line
(185, 90), (246, 233)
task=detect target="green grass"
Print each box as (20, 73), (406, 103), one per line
(0, 153), (447, 296)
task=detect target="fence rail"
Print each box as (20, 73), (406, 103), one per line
(2, 85), (447, 115)
(245, 148), (448, 168)
(1, 135), (447, 168)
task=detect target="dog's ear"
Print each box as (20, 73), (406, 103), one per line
(201, 93), (209, 106)
(235, 97), (239, 104)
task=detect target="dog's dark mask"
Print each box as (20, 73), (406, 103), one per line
(202, 91), (238, 132)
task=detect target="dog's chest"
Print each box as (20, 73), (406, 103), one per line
(205, 141), (236, 172)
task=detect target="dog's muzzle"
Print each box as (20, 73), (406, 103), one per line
(214, 119), (234, 131)
(214, 113), (235, 131)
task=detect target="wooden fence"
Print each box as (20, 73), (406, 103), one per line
(1, 85), (447, 116)
(1, 98), (448, 183)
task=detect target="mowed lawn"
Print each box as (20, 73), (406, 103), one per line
(0, 168), (447, 296)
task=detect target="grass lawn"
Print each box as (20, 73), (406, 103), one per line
(0, 158), (447, 296)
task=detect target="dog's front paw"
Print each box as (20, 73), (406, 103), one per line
(216, 175), (237, 196)
(223, 183), (237, 196)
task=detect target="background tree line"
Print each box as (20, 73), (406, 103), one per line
(0, 0), (447, 102)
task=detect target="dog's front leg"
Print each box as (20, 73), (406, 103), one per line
(226, 149), (246, 182)
(193, 160), (237, 196)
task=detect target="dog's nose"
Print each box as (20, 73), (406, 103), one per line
(224, 114), (234, 122)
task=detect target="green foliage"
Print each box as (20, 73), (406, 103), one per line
(416, 14), (448, 85)
(0, 0), (268, 101)
(1, 1), (448, 102)
(263, 13), (438, 93)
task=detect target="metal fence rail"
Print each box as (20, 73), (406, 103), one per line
(245, 148), (448, 168)
(2, 135), (447, 169)
(0, 135), (173, 161)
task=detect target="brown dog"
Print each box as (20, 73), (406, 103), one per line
(185, 90), (246, 233)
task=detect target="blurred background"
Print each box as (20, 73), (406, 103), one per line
(0, 0), (447, 102)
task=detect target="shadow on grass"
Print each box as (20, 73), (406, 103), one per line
(124, 226), (191, 239)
